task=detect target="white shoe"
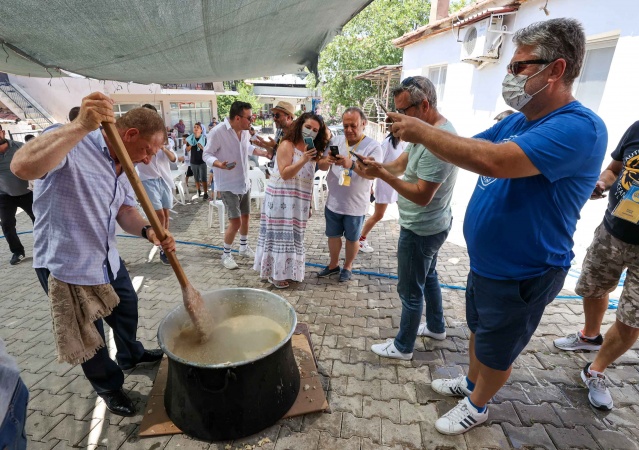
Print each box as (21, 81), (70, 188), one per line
(435, 397), (487, 435)
(238, 246), (255, 258)
(431, 375), (472, 397)
(554, 331), (603, 351)
(417, 323), (447, 340)
(370, 339), (412, 360)
(581, 363), (613, 410)
(359, 240), (374, 253)
(222, 254), (239, 270)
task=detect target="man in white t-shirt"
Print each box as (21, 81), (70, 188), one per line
(317, 108), (383, 282)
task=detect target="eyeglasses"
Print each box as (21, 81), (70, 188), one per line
(395, 103), (420, 115)
(273, 113), (282, 119)
(507, 59), (554, 76)
(240, 115), (253, 121)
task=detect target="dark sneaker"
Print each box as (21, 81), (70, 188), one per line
(202, 193), (209, 200)
(198, 189), (202, 197)
(159, 250), (170, 265)
(554, 331), (603, 351)
(339, 269), (353, 282)
(317, 265), (340, 278)
(10, 253), (25, 265)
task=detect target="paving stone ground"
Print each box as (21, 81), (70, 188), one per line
(2, 192), (639, 450)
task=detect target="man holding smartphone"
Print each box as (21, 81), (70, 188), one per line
(317, 107), (382, 282)
(363, 76), (458, 364)
(204, 101), (270, 270)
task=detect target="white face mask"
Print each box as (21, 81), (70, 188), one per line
(302, 127), (318, 139)
(501, 65), (549, 111)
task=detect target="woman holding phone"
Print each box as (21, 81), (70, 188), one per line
(253, 113), (328, 288)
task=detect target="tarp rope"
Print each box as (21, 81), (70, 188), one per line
(5, 230), (618, 309)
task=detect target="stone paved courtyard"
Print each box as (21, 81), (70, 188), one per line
(1, 194), (639, 450)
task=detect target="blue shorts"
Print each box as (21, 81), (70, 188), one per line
(142, 178), (172, 210)
(466, 268), (567, 371)
(324, 207), (364, 242)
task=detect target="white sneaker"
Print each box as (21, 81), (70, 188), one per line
(554, 331), (603, 351)
(581, 363), (613, 410)
(359, 240), (374, 253)
(417, 323), (447, 340)
(431, 375), (472, 397)
(435, 397), (487, 435)
(221, 254), (239, 270)
(238, 245), (255, 258)
(370, 339), (412, 360)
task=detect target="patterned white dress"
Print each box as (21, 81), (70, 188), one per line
(253, 146), (315, 282)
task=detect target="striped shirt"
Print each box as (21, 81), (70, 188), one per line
(32, 128), (137, 285)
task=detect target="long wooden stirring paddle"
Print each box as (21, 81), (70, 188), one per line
(102, 122), (209, 338)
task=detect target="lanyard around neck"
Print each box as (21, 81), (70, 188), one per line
(346, 135), (365, 154)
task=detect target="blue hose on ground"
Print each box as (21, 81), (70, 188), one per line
(4, 230), (618, 309)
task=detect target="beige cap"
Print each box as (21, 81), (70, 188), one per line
(271, 101), (295, 117)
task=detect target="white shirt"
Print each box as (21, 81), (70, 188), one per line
(136, 140), (176, 192)
(203, 119), (255, 194)
(326, 135), (383, 216)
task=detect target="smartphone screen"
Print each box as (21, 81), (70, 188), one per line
(226, 162), (236, 169)
(330, 145), (339, 158)
(303, 136), (315, 149)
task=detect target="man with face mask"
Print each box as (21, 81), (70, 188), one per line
(0, 125), (35, 265)
(388, 18), (607, 435)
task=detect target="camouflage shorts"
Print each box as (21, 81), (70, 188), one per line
(576, 223), (639, 328)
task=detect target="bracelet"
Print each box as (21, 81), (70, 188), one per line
(141, 225), (152, 241)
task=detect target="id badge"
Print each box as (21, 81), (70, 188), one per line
(339, 169), (351, 187)
(612, 183), (639, 224)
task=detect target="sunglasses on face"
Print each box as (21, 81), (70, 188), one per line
(507, 59), (554, 76)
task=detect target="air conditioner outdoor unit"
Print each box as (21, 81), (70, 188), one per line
(460, 16), (504, 66)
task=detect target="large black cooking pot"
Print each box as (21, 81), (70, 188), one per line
(157, 288), (300, 441)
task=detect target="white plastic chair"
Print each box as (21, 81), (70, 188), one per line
(313, 170), (328, 211)
(248, 167), (267, 211)
(208, 190), (226, 233)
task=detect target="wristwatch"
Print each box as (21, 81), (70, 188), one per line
(141, 225), (153, 241)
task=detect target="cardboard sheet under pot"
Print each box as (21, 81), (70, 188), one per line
(157, 288), (300, 442)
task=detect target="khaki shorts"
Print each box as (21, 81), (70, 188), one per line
(576, 222), (639, 328)
(221, 191), (251, 219)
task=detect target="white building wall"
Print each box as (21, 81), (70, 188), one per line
(402, 0), (639, 149)
(7, 74), (218, 127)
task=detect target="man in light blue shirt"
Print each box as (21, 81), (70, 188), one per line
(11, 92), (177, 418)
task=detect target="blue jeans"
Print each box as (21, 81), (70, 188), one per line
(394, 225), (450, 354)
(0, 379), (28, 450)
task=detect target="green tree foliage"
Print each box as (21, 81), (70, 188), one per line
(315, 0), (431, 115)
(216, 81), (263, 120)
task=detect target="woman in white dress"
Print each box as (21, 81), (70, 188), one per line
(253, 113), (328, 288)
(359, 132), (407, 253)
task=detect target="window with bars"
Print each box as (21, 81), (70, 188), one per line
(169, 101), (213, 131)
(427, 65), (448, 104)
(113, 102), (162, 118)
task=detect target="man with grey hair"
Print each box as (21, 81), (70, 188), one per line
(364, 76), (458, 361)
(389, 18), (607, 435)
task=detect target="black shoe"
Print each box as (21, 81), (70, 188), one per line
(100, 389), (136, 417)
(119, 349), (164, 370)
(159, 250), (170, 266)
(198, 189), (202, 197)
(202, 193), (209, 200)
(10, 253), (25, 265)
(317, 265), (341, 278)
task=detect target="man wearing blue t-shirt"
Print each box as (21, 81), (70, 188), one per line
(388, 18), (607, 435)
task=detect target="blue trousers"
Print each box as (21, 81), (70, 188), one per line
(0, 379), (28, 450)
(35, 259), (145, 394)
(394, 225), (450, 354)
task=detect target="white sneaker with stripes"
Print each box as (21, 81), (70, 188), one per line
(431, 375), (472, 397)
(435, 397), (487, 435)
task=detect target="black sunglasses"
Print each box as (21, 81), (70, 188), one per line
(507, 59), (554, 76)
(401, 76), (423, 90)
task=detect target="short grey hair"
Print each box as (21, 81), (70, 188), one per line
(391, 76), (438, 110)
(343, 106), (367, 122)
(513, 18), (586, 86)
